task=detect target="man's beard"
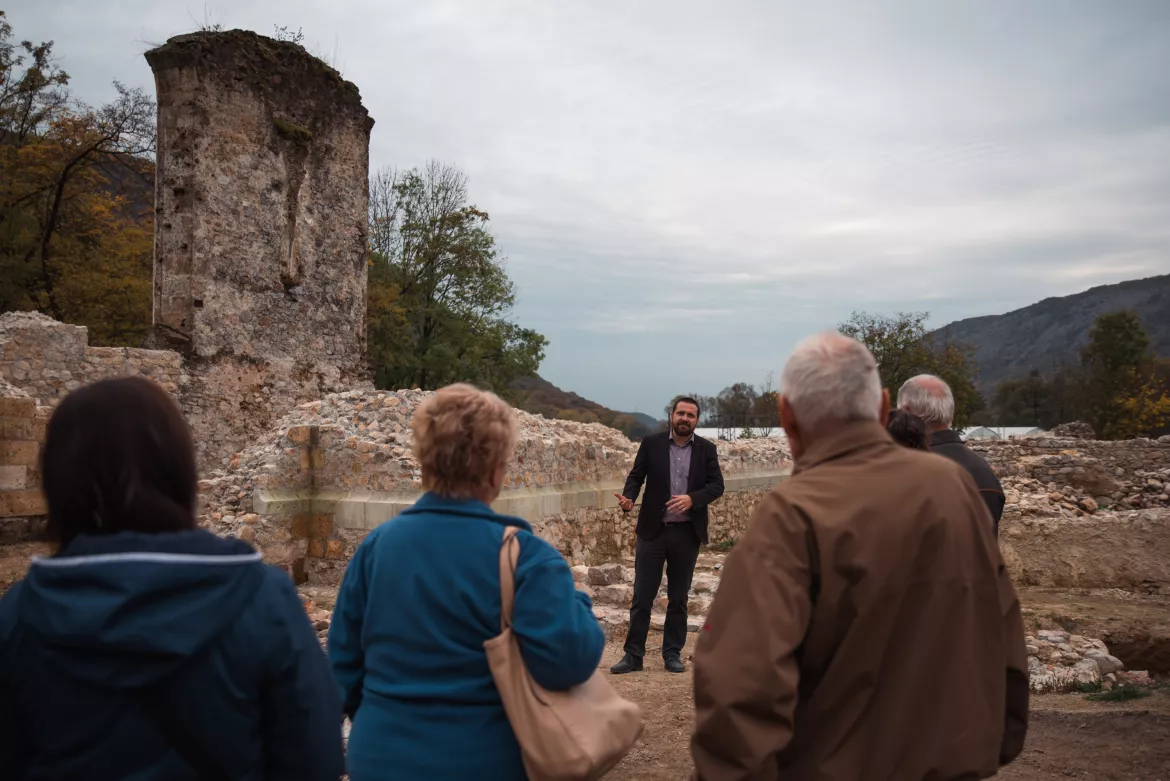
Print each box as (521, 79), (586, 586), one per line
(673, 422), (692, 437)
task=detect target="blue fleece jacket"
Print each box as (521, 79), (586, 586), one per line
(328, 492), (605, 781)
(0, 529), (345, 781)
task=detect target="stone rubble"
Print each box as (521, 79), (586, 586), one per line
(1001, 468), (1170, 519)
(1027, 629), (1154, 693)
(302, 556), (1157, 695)
(1049, 421), (1095, 439)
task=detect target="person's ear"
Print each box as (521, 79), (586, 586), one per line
(880, 388), (890, 424)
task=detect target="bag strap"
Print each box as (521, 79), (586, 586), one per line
(498, 526), (521, 632)
(136, 680), (231, 780)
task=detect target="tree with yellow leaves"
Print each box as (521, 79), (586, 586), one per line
(0, 10), (155, 345)
(1080, 311), (1170, 439)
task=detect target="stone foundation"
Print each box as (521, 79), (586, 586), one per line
(199, 389), (793, 583)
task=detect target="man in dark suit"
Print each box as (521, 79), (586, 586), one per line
(610, 396), (725, 674)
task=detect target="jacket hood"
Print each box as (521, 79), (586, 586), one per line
(15, 529), (267, 688)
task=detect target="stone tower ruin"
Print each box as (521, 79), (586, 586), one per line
(144, 31), (375, 467)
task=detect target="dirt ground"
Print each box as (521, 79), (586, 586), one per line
(603, 640), (1170, 781)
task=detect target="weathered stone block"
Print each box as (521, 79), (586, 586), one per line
(0, 397), (35, 417)
(596, 584), (632, 605)
(0, 465), (28, 491)
(587, 563), (625, 586)
(0, 488), (46, 517)
(0, 417), (45, 441)
(290, 513), (310, 540)
(309, 514), (333, 539)
(0, 441), (38, 466)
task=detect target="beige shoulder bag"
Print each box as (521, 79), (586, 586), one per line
(485, 526), (644, 781)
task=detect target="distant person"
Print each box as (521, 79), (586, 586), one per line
(610, 396), (725, 675)
(899, 374), (1006, 535)
(886, 408), (929, 450)
(691, 333), (1029, 781)
(328, 383), (605, 780)
(0, 377), (344, 781)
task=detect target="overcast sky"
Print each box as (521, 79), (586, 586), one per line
(11, 1), (1170, 415)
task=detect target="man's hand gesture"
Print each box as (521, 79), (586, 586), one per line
(614, 493), (634, 512)
(665, 494), (693, 514)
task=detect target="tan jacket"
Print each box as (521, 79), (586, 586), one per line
(691, 422), (1028, 781)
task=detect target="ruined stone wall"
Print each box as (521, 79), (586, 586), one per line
(145, 30), (375, 469)
(0, 314), (183, 539)
(974, 436), (1170, 511)
(198, 390), (792, 583)
(0, 312), (182, 408)
(0, 380), (49, 540)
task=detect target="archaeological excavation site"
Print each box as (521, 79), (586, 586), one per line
(1, 28), (1169, 780)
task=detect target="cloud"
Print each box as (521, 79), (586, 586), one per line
(8, 0), (1170, 413)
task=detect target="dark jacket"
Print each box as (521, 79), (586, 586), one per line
(622, 431), (725, 544)
(692, 422), (1029, 781)
(930, 429), (1005, 535)
(328, 492), (605, 781)
(0, 529), (345, 781)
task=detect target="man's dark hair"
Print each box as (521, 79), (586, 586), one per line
(671, 396), (701, 418)
(42, 376), (199, 553)
(886, 409), (929, 451)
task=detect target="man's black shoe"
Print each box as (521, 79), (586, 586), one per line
(609, 654), (643, 674)
(665, 657), (686, 674)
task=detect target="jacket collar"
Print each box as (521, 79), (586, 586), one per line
(402, 491), (534, 532)
(930, 429), (963, 446)
(792, 420), (894, 474)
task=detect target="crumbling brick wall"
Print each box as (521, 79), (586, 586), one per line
(144, 30), (375, 469)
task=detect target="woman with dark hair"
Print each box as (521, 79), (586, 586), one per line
(887, 408), (930, 451)
(0, 377), (345, 780)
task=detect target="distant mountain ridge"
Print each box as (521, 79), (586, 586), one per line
(933, 273), (1170, 392)
(510, 375), (663, 440)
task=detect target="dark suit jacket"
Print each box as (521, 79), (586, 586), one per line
(930, 429), (1005, 536)
(621, 432), (725, 544)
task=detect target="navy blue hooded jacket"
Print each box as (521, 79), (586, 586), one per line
(0, 529), (346, 781)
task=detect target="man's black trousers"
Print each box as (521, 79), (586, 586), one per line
(622, 522), (701, 661)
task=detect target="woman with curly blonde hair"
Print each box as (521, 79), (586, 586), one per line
(329, 384), (604, 780)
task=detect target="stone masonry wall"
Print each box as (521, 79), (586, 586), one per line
(0, 312), (182, 408)
(0, 379), (49, 540)
(144, 30), (375, 469)
(974, 436), (1170, 511)
(198, 390), (791, 583)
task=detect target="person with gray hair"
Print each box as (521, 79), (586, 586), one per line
(898, 374), (1005, 534)
(691, 332), (1028, 781)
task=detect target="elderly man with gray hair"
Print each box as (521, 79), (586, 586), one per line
(899, 374), (1005, 535)
(691, 332), (1028, 781)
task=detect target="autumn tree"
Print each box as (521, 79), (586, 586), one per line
(0, 11), (155, 344)
(838, 311), (981, 426)
(1079, 310), (1169, 439)
(365, 161), (547, 398)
